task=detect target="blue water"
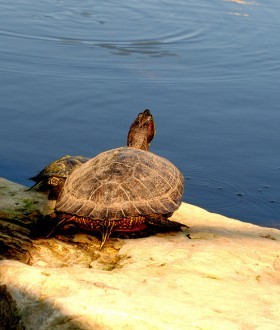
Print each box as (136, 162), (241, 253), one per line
(0, 0), (280, 228)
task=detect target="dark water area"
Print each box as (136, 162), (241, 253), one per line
(1, 0), (280, 229)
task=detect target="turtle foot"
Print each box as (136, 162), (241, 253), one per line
(146, 214), (189, 232)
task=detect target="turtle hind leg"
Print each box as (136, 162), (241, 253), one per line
(146, 214), (189, 233)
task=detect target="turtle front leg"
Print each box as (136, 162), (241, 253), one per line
(46, 216), (79, 238)
(146, 214), (189, 233)
(30, 214), (78, 239)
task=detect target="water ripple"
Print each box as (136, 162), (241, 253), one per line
(1, 0), (280, 229)
(0, 0), (205, 56)
(182, 165), (280, 224)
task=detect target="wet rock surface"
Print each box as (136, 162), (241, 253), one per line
(0, 177), (280, 329)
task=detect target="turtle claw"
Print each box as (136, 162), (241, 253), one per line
(181, 225), (191, 238)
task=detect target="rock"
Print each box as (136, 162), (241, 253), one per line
(0, 178), (280, 329)
(0, 178), (55, 263)
(0, 178), (126, 268)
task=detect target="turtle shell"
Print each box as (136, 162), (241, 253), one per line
(56, 147), (184, 220)
(30, 155), (89, 183)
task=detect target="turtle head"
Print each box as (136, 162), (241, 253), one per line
(127, 109), (156, 151)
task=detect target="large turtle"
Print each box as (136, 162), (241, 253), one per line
(29, 155), (89, 200)
(51, 109), (187, 248)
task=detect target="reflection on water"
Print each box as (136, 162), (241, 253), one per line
(225, 0), (256, 4)
(0, 0), (280, 229)
(224, 0), (257, 16)
(226, 12), (249, 17)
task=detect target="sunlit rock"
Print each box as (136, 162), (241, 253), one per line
(0, 178), (280, 329)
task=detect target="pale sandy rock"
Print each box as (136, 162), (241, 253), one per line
(0, 178), (280, 329)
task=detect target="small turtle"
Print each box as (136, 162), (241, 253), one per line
(29, 155), (89, 200)
(50, 109), (187, 248)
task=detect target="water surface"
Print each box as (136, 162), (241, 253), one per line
(1, 0), (280, 228)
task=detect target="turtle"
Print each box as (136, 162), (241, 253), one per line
(50, 109), (187, 248)
(29, 155), (89, 200)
